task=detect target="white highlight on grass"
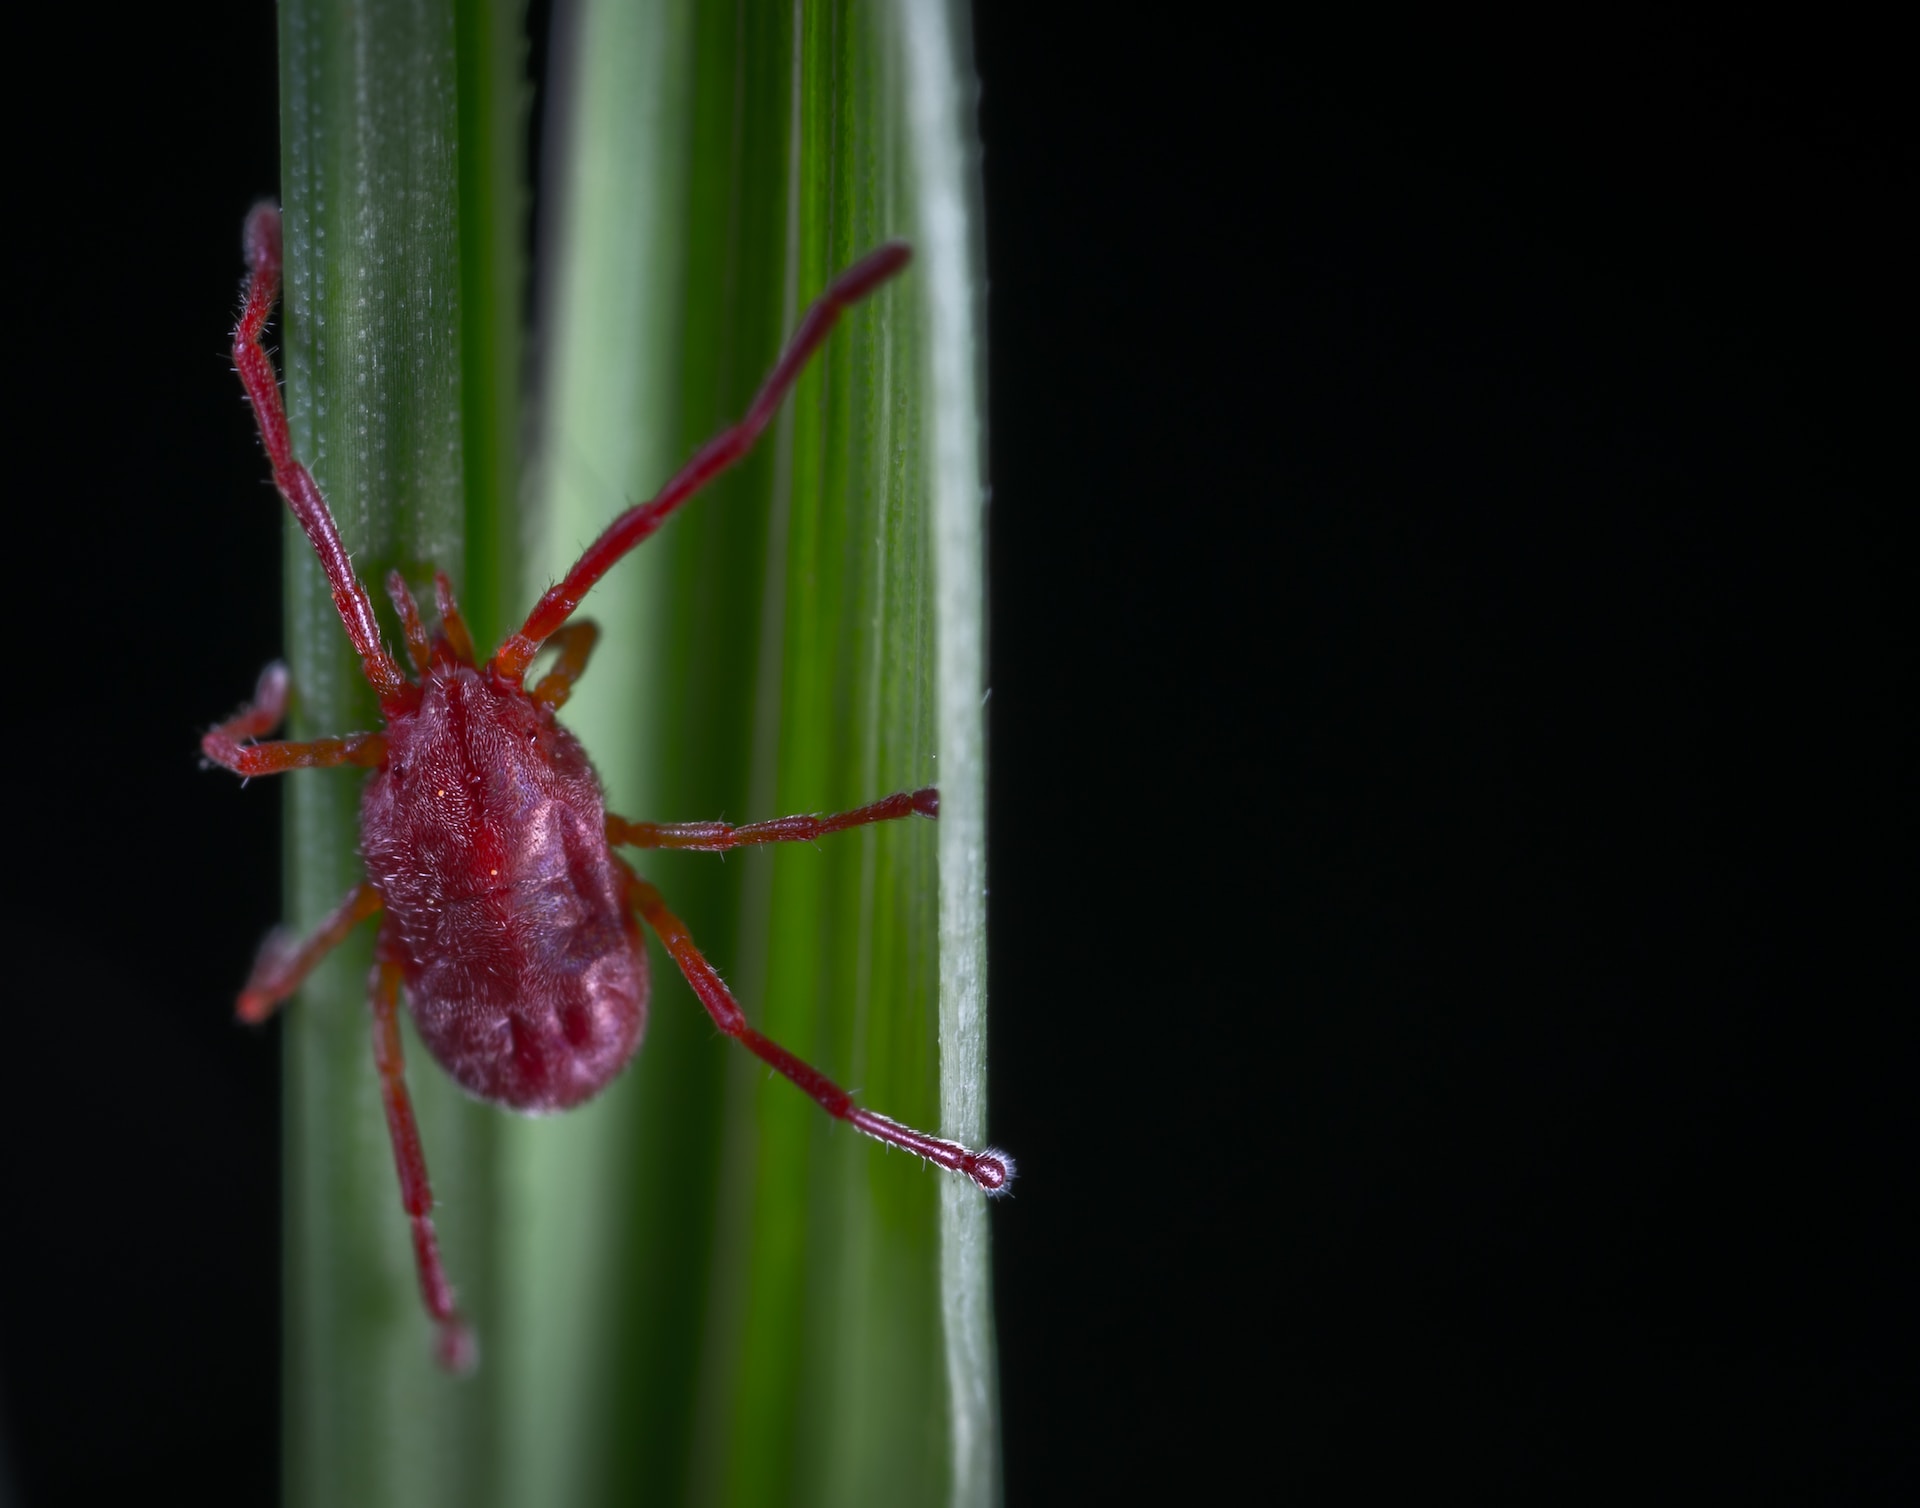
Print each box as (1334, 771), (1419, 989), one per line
(902, 3), (1002, 1506)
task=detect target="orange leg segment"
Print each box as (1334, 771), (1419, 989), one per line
(433, 572), (477, 665)
(385, 572), (434, 675)
(529, 622), (601, 711)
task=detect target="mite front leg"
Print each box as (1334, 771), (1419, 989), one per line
(385, 572), (434, 675)
(202, 660), (389, 776)
(432, 572), (477, 666)
(489, 242), (913, 683)
(623, 863), (1012, 1194)
(233, 205), (413, 714)
(236, 881), (384, 1023)
(529, 622), (601, 711)
(208, 660), (290, 742)
(369, 934), (475, 1373)
(606, 787), (936, 852)
(203, 731), (388, 777)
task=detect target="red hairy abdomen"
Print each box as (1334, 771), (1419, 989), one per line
(359, 665), (647, 1112)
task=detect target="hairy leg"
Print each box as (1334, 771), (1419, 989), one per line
(385, 572), (433, 675)
(625, 863), (1011, 1194)
(208, 660), (290, 742)
(202, 661), (388, 775)
(529, 622), (601, 711)
(433, 571), (477, 665)
(235, 881), (384, 1024)
(369, 933), (476, 1373)
(203, 731), (388, 777)
(490, 243), (913, 683)
(232, 205), (413, 713)
(607, 787), (936, 852)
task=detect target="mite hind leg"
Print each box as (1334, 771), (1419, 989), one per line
(369, 928), (475, 1373)
(606, 786), (936, 852)
(622, 863), (1012, 1194)
(202, 660), (388, 776)
(236, 881), (384, 1023)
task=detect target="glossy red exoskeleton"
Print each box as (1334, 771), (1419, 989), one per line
(205, 203), (1011, 1371)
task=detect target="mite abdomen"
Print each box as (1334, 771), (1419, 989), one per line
(406, 887), (649, 1112)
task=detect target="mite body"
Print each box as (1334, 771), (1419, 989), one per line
(361, 661), (646, 1113)
(206, 203), (1010, 1371)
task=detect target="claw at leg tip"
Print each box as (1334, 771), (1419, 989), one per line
(972, 1148), (1016, 1196)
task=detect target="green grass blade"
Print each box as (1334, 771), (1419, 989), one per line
(454, 0), (531, 655)
(274, 1), (523, 1503)
(518, 1), (998, 1503)
(500, 2), (702, 1501)
(269, 1), (992, 1501)
(899, 4), (1001, 1502)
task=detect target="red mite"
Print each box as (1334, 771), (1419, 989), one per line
(206, 203), (1012, 1372)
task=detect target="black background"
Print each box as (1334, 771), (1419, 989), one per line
(3, 7), (1912, 1502)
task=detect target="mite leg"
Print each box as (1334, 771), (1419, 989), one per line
(236, 881), (384, 1023)
(607, 787), (936, 852)
(369, 935), (476, 1373)
(624, 865), (1012, 1195)
(203, 730), (388, 778)
(490, 242), (914, 683)
(529, 623), (600, 711)
(385, 572), (433, 675)
(233, 205), (413, 714)
(202, 660), (389, 775)
(433, 572), (477, 666)
(209, 660), (290, 742)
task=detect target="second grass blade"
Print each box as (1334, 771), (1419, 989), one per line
(508, 2), (998, 1503)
